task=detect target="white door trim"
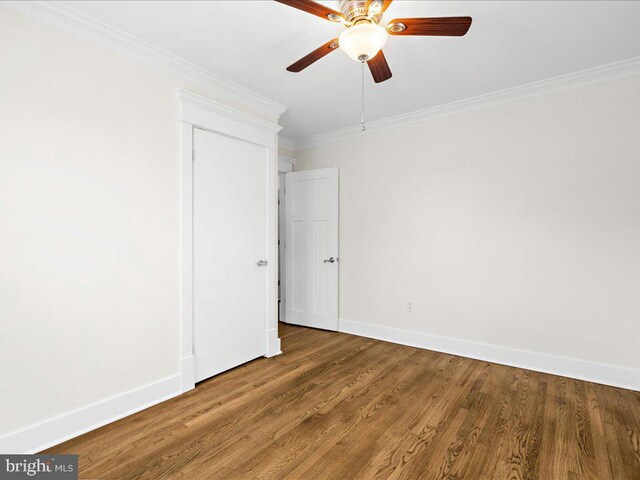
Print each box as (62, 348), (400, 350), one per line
(277, 155), (297, 323)
(278, 154), (297, 173)
(178, 89), (283, 393)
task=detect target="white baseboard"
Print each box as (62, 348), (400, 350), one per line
(339, 319), (640, 392)
(266, 328), (282, 358)
(0, 373), (183, 454)
(181, 355), (195, 392)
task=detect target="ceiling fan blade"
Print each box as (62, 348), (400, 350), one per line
(367, 50), (392, 83)
(366, 0), (393, 15)
(274, 0), (345, 23)
(287, 38), (340, 72)
(387, 17), (472, 36)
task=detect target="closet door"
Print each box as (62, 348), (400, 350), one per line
(193, 128), (267, 382)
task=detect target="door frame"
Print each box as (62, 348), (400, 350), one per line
(277, 155), (297, 323)
(177, 89), (283, 393)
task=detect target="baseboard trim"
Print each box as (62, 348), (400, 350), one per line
(339, 319), (640, 392)
(266, 328), (282, 358)
(0, 373), (183, 454)
(181, 355), (195, 392)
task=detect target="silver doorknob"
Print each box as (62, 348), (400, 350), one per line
(257, 259), (268, 267)
(323, 257), (338, 263)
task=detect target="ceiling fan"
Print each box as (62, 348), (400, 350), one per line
(275, 0), (472, 83)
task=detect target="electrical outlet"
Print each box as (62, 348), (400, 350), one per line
(406, 301), (414, 312)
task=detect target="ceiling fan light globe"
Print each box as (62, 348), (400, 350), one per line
(339, 23), (388, 62)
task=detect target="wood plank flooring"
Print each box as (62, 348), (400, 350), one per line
(45, 323), (640, 479)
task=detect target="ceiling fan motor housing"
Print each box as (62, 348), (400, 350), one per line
(340, 0), (382, 24)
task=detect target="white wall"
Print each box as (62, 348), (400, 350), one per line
(0, 8), (182, 437)
(0, 8), (278, 447)
(278, 142), (294, 158)
(295, 76), (640, 375)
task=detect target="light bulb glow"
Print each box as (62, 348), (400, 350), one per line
(339, 23), (388, 62)
(368, 0), (382, 14)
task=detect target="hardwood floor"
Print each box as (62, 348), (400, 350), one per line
(45, 323), (640, 479)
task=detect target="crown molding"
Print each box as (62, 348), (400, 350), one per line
(290, 55), (640, 151)
(1, 1), (287, 124)
(176, 88), (282, 134)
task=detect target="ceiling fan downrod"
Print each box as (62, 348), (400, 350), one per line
(361, 58), (366, 132)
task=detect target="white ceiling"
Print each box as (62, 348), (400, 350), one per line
(58, 1), (640, 141)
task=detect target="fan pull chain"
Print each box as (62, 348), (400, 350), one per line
(361, 59), (366, 132)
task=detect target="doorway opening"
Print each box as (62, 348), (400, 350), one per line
(277, 156), (293, 328)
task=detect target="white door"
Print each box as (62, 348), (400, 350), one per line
(285, 168), (339, 330)
(193, 128), (267, 382)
